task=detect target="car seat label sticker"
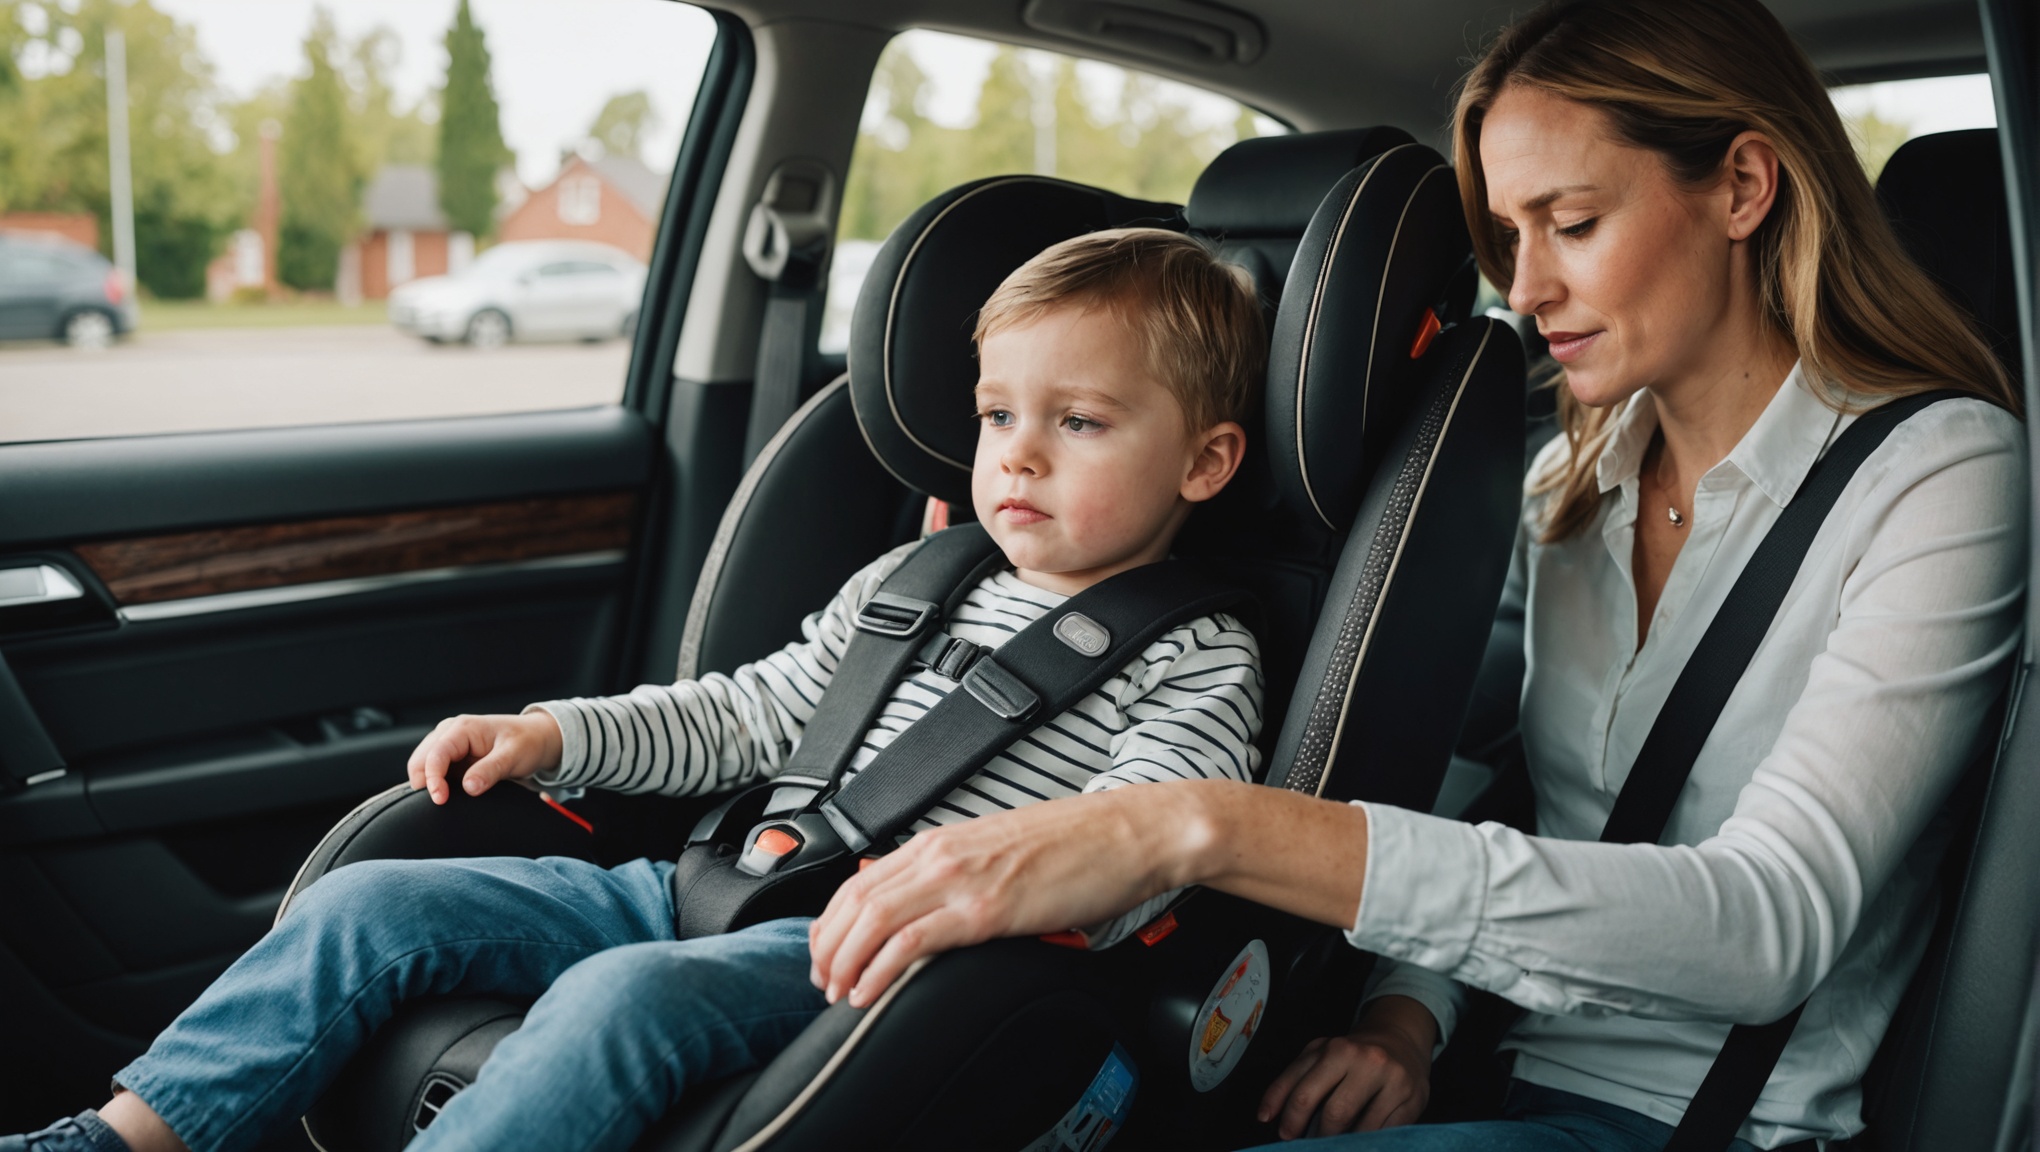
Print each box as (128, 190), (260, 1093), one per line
(1188, 938), (1269, 1093)
(1023, 1041), (1138, 1152)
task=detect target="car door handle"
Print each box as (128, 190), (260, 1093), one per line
(0, 564), (85, 609)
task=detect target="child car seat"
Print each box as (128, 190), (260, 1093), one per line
(287, 129), (1526, 1152)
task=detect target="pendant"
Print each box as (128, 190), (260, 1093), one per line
(1668, 506), (1686, 527)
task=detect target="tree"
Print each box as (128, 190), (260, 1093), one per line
(346, 27), (434, 174)
(278, 9), (362, 291)
(589, 90), (656, 161)
(437, 0), (510, 238)
(0, 0), (237, 297)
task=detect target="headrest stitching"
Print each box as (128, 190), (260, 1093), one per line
(1309, 320), (1495, 796)
(878, 177), (1062, 477)
(1294, 152), (1396, 531)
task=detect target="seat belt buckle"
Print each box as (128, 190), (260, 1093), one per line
(855, 592), (938, 638)
(734, 811), (850, 878)
(961, 658), (1039, 722)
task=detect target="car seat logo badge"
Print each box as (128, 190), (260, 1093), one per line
(1054, 612), (1111, 657)
(1189, 939), (1269, 1093)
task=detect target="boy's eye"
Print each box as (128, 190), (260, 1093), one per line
(980, 408), (1013, 427)
(1557, 218), (1596, 239)
(1062, 414), (1101, 433)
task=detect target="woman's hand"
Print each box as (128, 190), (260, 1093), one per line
(807, 786), (1200, 1006)
(808, 778), (1371, 1006)
(1257, 995), (1437, 1139)
(406, 711), (563, 804)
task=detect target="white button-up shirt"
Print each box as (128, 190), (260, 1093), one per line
(1350, 365), (2026, 1147)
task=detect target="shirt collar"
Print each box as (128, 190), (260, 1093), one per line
(1593, 361), (1839, 508)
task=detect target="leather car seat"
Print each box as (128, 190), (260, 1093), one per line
(1850, 127), (2034, 1151)
(286, 129), (1526, 1152)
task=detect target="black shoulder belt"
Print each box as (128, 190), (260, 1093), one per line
(1600, 390), (1966, 1152)
(671, 522), (1250, 940)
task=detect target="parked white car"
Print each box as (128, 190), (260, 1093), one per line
(387, 240), (647, 348)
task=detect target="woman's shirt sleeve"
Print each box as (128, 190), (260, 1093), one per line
(1348, 403), (2026, 1024)
(527, 543), (917, 797)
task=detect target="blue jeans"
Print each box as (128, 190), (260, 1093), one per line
(1239, 1080), (1776, 1151)
(113, 856), (826, 1152)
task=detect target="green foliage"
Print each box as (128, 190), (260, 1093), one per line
(1843, 109), (1912, 183)
(837, 42), (1272, 243)
(345, 27), (434, 173)
(437, 0), (509, 238)
(589, 90), (656, 160)
(277, 11), (361, 290)
(0, 0), (236, 294)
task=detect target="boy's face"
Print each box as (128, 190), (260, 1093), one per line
(971, 302), (1244, 596)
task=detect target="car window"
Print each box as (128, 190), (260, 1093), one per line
(0, 0), (717, 443)
(0, 249), (75, 284)
(819, 30), (1287, 354)
(1829, 72), (1997, 181)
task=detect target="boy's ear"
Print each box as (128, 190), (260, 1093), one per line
(1181, 421), (1247, 504)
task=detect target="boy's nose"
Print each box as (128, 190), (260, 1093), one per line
(1000, 433), (1047, 475)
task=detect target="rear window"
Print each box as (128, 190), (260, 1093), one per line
(1829, 72), (1997, 181)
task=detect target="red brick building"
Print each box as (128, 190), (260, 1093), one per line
(347, 166), (472, 301)
(497, 154), (664, 262)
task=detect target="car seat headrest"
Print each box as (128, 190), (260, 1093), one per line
(1876, 129), (2022, 381)
(1266, 142), (1476, 531)
(1185, 126), (1417, 238)
(846, 176), (1182, 506)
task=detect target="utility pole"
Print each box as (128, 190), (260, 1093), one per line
(104, 27), (137, 309)
(1029, 53), (1057, 179)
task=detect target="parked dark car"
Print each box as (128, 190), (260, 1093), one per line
(0, 233), (137, 347)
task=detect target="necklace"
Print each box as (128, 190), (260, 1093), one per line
(1653, 440), (1688, 528)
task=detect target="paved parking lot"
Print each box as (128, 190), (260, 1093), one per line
(0, 326), (631, 443)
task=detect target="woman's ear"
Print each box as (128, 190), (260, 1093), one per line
(1723, 131), (1781, 242)
(1182, 421), (1247, 504)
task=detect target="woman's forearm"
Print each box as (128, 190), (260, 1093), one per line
(1161, 779), (1370, 931)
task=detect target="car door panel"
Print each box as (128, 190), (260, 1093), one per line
(0, 407), (658, 1124)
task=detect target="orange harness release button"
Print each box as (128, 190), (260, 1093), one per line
(755, 828), (800, 858)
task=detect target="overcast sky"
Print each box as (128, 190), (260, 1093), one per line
(151, 0), (717, 187)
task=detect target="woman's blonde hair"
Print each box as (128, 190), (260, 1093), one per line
(1451, 0), (2019, 542)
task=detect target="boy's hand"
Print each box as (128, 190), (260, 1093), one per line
(406, 712), (563, 804)
(1256, 995), (1436, 1139)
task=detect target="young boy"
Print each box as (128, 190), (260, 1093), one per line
(9, 228), (1268, 1152)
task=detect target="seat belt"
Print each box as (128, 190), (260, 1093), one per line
(1596, 389), (1963, 1152)
(671, 527), (1249, 939)
(740, 160), (836, 468)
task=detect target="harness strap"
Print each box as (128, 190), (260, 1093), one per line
(820, 559), (1248, 850)
(767, 524), (1008, 806)
(1602, 390), (1963, 1151)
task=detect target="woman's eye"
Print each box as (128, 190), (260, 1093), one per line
(1558, 218), (1597, 239)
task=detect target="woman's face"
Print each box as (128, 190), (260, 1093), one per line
(1480, 84), (1756, 410)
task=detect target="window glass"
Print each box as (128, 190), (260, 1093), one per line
(820, 30), (1287, 353)
(1829, 72), (1996, 181)
(0, 0), (718, 443)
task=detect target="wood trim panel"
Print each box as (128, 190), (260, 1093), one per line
(74, 492), (636, 606)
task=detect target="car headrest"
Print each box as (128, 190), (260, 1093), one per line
(1877, 129), (2022, 380)
(1266, 142), (1475, 531)
(846, 176), (1181, 506)
(1185, 127), (1419, 304)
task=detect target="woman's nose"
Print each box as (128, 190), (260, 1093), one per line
(1507, 233), (1563, 318)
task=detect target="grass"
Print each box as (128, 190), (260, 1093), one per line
(140, 299), (388, 331)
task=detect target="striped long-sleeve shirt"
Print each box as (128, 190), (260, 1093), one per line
(529, 540), (1264, 946)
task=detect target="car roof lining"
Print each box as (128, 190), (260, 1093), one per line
(715, 0), (1991, 142)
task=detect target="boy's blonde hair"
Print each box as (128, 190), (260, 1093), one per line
(973, 228), (1265, 433)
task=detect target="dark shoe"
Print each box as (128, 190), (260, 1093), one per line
(11, 1112), (128, 1152)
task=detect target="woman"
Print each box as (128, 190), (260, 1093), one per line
(806, 1), (2024, 1149)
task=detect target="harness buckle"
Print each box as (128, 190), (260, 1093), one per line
(735, 811), (849, 878)
(914, 632), (989, 681)
(961, 658), (1040, 722)
(855, 592), (938, 638)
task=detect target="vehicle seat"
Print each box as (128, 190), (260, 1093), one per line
(291, 129), (1524, 1152)
(1852, 127), (2034, 1151)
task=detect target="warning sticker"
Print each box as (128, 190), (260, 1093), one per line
(1188, 939), (1270, 1093)
(1023, 1042), (1138, 1152)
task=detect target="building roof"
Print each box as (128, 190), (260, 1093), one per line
(584, 154), (666, 219)
(363, 165), (448, 231)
